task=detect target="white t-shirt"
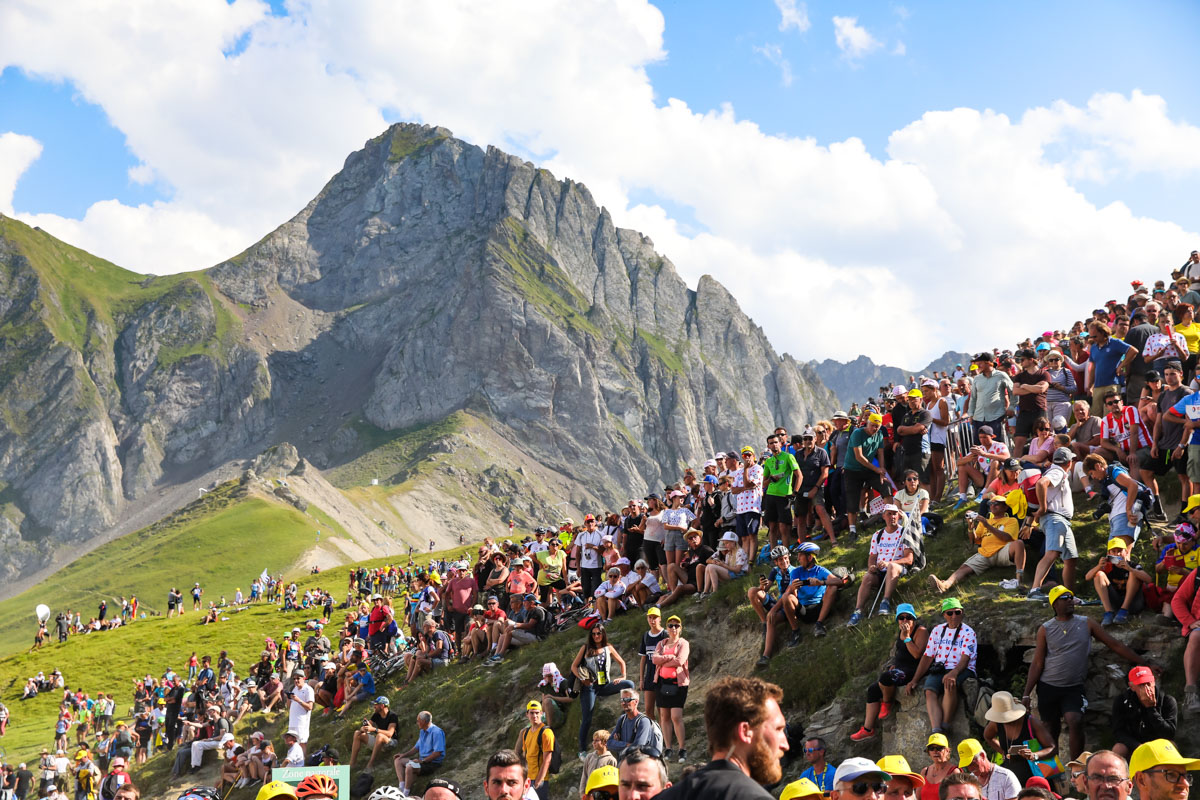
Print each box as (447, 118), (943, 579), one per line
(576, 530), (604, 570)
(643, 512), (666, 544)
(894, 488), (929, 516)
(288, 683), (314, 742)
(283, 742), (305, 767)
(527, 541), (549, 555)
(980, 765), (1021, 800)
(1041, 464), (1074, 518)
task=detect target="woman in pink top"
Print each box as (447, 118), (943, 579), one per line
(651, 615), (691, 763)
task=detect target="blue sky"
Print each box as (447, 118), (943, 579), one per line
(2, 0), (1198, 366)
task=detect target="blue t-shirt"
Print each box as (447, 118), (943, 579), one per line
(416, 723), (446, 763)
(1089, 338), (1132, 387)
(801, 764), (836, 792)
(789, 564), (833, 605)
(356, 670), (376, 696)
(1169, 390), (1200, 445)
(766, 566), (790, 598)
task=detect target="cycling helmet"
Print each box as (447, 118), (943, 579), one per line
(296, 773), (339, 800)
(769, 545), (789, 560)
(178, 789), (221, 800)
(367, 787), (408, 800)
(795, 542), (820, 555)
(256, 781), (299, 800)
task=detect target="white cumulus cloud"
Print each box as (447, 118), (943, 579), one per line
(832, 15), (883, 61)
(774, 0), (810, 33)
(0, 0), (1198, 369)
(0, 132), (43, 216)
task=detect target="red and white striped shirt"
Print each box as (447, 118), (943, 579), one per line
(1101, 405), (1151, 453)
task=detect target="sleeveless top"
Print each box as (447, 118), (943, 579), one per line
(996, 716), (1035, 784)
(894, 631), (922, 675)
(920, 766), (959, 800)
(927, 396), (952, 445)
(1039, 615), (1090, 687)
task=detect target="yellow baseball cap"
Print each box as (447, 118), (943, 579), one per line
(1184, 495), (1200, 514)
(868, 413), (883, 424)
(926, 733), (949, 749)
(1106, 538), (1127, 551)
(907, 388), (922, 398)
(877, 755), (926, 786)
(957, 738), (985, 768)
(645, 607), (661, 617)
(585, 765), (619, 795)
(780, 778), (823, 800)
(526, 700), (542, 712)
(1048, 585), (1074, 606)
(1130, 739), (1200, 777)
(740, 445), (755, 455)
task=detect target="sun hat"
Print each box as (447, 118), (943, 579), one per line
(780, 778), (823, 800)
(876, 755), (925, 786)
(940, 597), (963, 612)
(1130, 739), (1200, 777)
(894, 602), (916, 619)
(1184, 495), (1200, 514)
(835, 757), (890, 784)
(984, 691), (1026, 723)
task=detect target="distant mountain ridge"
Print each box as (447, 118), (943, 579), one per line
(809, 351), (974, 409)
(0, 123), (837, 589)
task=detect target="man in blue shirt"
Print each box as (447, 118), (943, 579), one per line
(1087, 320), (1137, 417)
(393, 710), (446, 796)
(756, 543), (843, 667)
(799, 736), (836, 791)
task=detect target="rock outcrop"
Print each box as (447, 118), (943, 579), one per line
(0, 123), (837, 589)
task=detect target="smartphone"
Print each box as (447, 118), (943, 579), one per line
(1008, 745), (1023, 758)
(1108, 555), (1124, 564)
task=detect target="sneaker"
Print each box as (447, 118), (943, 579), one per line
(878, 701), (892, 720)
(755, 655), (770, 669)
(847, 610), (862, 627)
(1185, 685), (1200, 714)
(662, 749), (674, 762)
(877, 598), (891, 617)
(1101, 611), (1114, 627)
(1027, 587), (1048, 600)
(952, 498), (969, 511)
(787, 630), (802, 648)
(813, 620), (827, 637)
(678, 749), (687, 763)
(849, 726), (876, 741)
(1114, 609), (1130, 624)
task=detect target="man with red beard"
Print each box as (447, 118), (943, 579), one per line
(656, 677), (788, 799)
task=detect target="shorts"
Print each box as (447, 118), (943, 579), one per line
(641, 666), (658, 693)
(762, 494), (794, 526)
(1139, 448), (1188, 477)
(842, 469), (886, 511)
(431, 658), (449, 668)
(1189, 445), (1200, 484)
(1109, 513), (1141, 544)
(930, 442), (946, 454)
(655, 683), (688, 710)
(794, 488), (825, 516)
(510, 629), (538, 647)
(1041, 514), (1078, 560)
(1015, 410), (1044, 439)
(408, 761), (440, 775)
(1036, 681), (1086, 721)
(900, 449), (931, 483)
(922, 669), (975, 694)
(365, 733), (394, 750)
(964, 546), (1014, 575)
(664, 531), (688, 553)
(735, 512), (761, 540)
(794, 603), (822, 624)
(643, 540), (665, 571)
(1106, 582), (1146, 613)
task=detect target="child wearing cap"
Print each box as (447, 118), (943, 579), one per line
(1085, 538), (1152, 626)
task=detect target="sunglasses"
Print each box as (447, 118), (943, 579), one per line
(944, 609), (963, 616)
(804, 747), (824, 753)
(667, 623), (681, 628)
(850, 782), (888, 796)
(1106, 400), (1121, 406)
(591, 792), (618, 800)
(897, 615), (915, 622)
(620, 697), (635, 703)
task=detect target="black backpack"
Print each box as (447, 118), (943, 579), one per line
(520, 724), (562, 775)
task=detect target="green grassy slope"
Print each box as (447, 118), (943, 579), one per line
(0, 483), (323, 660)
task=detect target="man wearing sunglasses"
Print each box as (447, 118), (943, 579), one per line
(584, 765), (619, 800)
(829, 756), (891, 800)
(606, 691), (656, 756)
(905, 598), (976, 735)
(957, 739), (1019, 800)
(1130, 739), (1199, 800)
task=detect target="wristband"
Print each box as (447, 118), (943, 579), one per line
(903, 637), (912, 643)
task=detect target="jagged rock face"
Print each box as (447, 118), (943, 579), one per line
(211, 124), (837, 496)
(811, 351), (974, 410)
(0, 122), (836, 584)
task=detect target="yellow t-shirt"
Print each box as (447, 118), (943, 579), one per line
(522, 724), (554, 777)
(974, 515), (1019, 558)
(1175, 322), (1200, 354)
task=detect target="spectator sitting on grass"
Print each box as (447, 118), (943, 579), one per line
(929, 496), (1026, 594)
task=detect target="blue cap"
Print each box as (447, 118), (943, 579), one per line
(523, 594), (538, 602)
(1035, 342), (1051, 351)
(703, 475), (717, 484)
(895, 603), (916, 619)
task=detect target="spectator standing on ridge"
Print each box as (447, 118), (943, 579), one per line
(761, 434), (800, 549)
(730, 446), (764, 568)
(967, 353), (1013, 445)
(515, 701), (553, 800)
(842, 414), (891, 538)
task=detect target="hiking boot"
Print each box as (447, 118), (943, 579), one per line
(847, 610), (863, 627)
(787, 630), (802, 648)
(849, 726), (876, 741)
(877, 598), (891, 616)
(755, 655), (770, 669)
(678, 749), (687, 763)
(877, 701), (892, 720)
(813, 620), (828, 637)
(1114, 609), (1130, 624)
(1101, 611), (1114, 627)
(1185, 685), (1200, 714)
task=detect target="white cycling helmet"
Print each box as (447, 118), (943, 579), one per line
(368, 787), (408, 800)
